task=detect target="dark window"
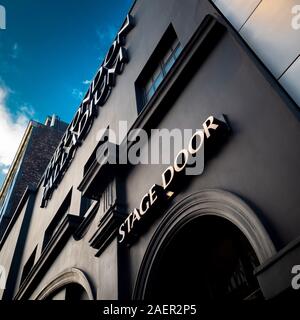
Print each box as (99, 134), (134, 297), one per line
(46, 283), (89, 300)
(65, 284), (89, 300)
(80, 196), (93, 217)
(83, 127), (109, 176)
(136, 25), (182, 113)
(20, 246), (38, 284)
(42, 188), (72, 250)
(144, 39), (182, 106)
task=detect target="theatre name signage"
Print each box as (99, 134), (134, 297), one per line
(118, 115), (229, 243)
(41, 15), (134, 208)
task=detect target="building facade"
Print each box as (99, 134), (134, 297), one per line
(0, 116), (67, 238)
(0, 0), (300, 301)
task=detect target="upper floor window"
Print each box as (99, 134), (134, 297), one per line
(144, 38), (182, 105)
(136, 24), (183, 113)
(20, 245), (38, 284)
(42, 188), (72, 251)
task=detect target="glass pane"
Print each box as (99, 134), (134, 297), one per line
(145, 86), (155, 103)
(152, 65), (162, 82)
(145, 78), (153, 92)
(153, 72), (164, 90)
(163, 55), (175, 74)
(174, 44), (182, 59)
(163, 48), (173, 65)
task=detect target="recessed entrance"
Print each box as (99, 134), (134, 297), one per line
(144, 216), (261, 301)
(34, 268), (94, 300)
(46, 283), (90, 300)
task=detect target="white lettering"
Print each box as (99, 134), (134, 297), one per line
(292, 5), (300, 30)
(291, 265), (300, 290)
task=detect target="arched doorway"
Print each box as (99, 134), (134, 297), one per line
(45, 283), (90, 300)
(145, 216), (261, 300)
(134, 189), (276, 301)
(34, 268), (94, 300)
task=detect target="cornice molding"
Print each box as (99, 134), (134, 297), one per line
(0, 187), (36, 250)
(74, 201), (100, 240)
(78, 143), (118, 200)
(89, 202), (127, 257)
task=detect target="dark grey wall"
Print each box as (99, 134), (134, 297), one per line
(125, 25), (300, 295)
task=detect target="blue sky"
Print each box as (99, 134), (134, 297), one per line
(0, 0), (133, 185)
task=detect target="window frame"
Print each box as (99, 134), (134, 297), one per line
(142, 38), (183, 107)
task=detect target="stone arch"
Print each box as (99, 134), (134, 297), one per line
(133, 189), (276, 299)
(34, 268), (95, 300)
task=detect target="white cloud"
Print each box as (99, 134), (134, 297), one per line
(0, 85), (33, 175)
(11, 43), (19, 59)
(72, 88), (83, 100)
(2, 167), (9, 174)
(96, 25), (118, 62)
(19, 104), (35, 117)
(82, 80), (91, 85)
(96, 25), (117, 43)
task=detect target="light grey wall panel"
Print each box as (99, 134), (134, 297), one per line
(212, 0), (261, 30)
(279, 55), (300, 107)
(240, 0), (300, 79)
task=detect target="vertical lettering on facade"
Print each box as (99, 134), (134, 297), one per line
(41, 15), (135, 208)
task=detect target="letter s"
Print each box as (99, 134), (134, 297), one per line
(292, 5), (300, 30)
(118, 223), (126, 243)
(117, 14), (135, 45)
(291, 265), (300, 290)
